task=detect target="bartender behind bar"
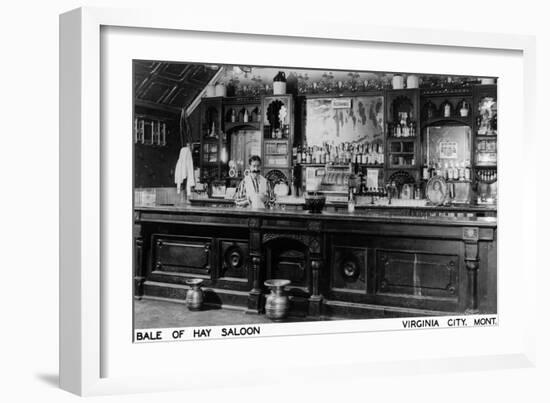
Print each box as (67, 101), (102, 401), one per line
(234, 155), (275, 209)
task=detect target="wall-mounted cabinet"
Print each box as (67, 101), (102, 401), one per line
(199, 97), (224, 181)
(261, 95), (294, 191)
(473, 84), (497, 168)
(194, 84), (497, 205)
(199, 96), (263, 183)
(472, 84), (497, 204)
(221, 96), (262, 183)
(385, 89), (421, 182)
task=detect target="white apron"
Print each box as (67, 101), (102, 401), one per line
(243, 174), (269, 208)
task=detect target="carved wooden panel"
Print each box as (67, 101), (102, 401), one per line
(219, 240), (249, 280)
(153, 235), (211, 277)
(376, 250), (458, 298)
(331, 246), (367, 293)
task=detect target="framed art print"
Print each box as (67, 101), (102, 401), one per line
(60, 6), (537, 396)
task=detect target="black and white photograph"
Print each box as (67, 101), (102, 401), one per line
(132, 62), (498, 339)
(2, 0), (545, 400)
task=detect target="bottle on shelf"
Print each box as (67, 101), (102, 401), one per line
(348, 185), (356, 213)
(458, 162), (465, 181)
(422, 162), (429, 180)
(296, 146), (302, 164)
(345, 143), (352, 163)
(459, 99), (470, 117)
(464, 161), (471, 181)
(450, 161), (457, 180)
(442, 99), (452, 118)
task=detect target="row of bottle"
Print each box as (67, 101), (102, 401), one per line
(295, 142), (384, 165)
(423, 160), (471, 181)
(391, 121), (417, 137)
(477, 169), (497, 182)
(229, 108), (261, 124)
(348, 181), (422, 202)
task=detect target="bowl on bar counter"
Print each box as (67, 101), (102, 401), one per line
(304, 193), (326, 213)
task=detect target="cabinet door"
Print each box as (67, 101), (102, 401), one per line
(153, 235), (212, 278)
(376, 250), (458, 299)
(199, 98), (224, 180)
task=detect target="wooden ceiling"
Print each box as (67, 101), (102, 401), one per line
(134, 60), (219, 113)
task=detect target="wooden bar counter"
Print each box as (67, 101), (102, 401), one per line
(134, 204), (497, 319)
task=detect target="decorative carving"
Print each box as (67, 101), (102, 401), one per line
(380, 279), (388, 290)
(310, 259), (322, 298)
(462, 227), (479, 242)
(248, 217), (261, 229)
(341, 259), (359, 282)
(465, 261), (479, 271)
(223, 245), (243, 270)
(262, 232), (308, 246)
(307, 221), (322, 232)
(446, 283), (456, 294)
(250, 234), (261, 252)
(309, 238), (321, 254)
(247, 254), (263, 312)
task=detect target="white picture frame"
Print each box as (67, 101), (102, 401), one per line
(60, 6), (537, 396)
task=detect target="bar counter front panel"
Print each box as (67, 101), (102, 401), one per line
(134, 205), (496, 319)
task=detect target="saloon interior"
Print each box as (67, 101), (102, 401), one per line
(133, 61), (497, 328)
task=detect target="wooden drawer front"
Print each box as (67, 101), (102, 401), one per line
(219, 240), (249, 280)
(376, 250), (458, 298)
(154, 236), (211, 277)
(331, 246), (367, 293)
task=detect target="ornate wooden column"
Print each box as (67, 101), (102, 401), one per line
(247, 217), (263, 313)
(133, 211), (145, 299)
(308, 221), (324, 318)
(463, 227), (480, 313)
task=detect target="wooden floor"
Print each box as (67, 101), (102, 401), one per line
(134, 297), (312, 329)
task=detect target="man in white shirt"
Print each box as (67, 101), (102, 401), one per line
(234, 155), (275, 209)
